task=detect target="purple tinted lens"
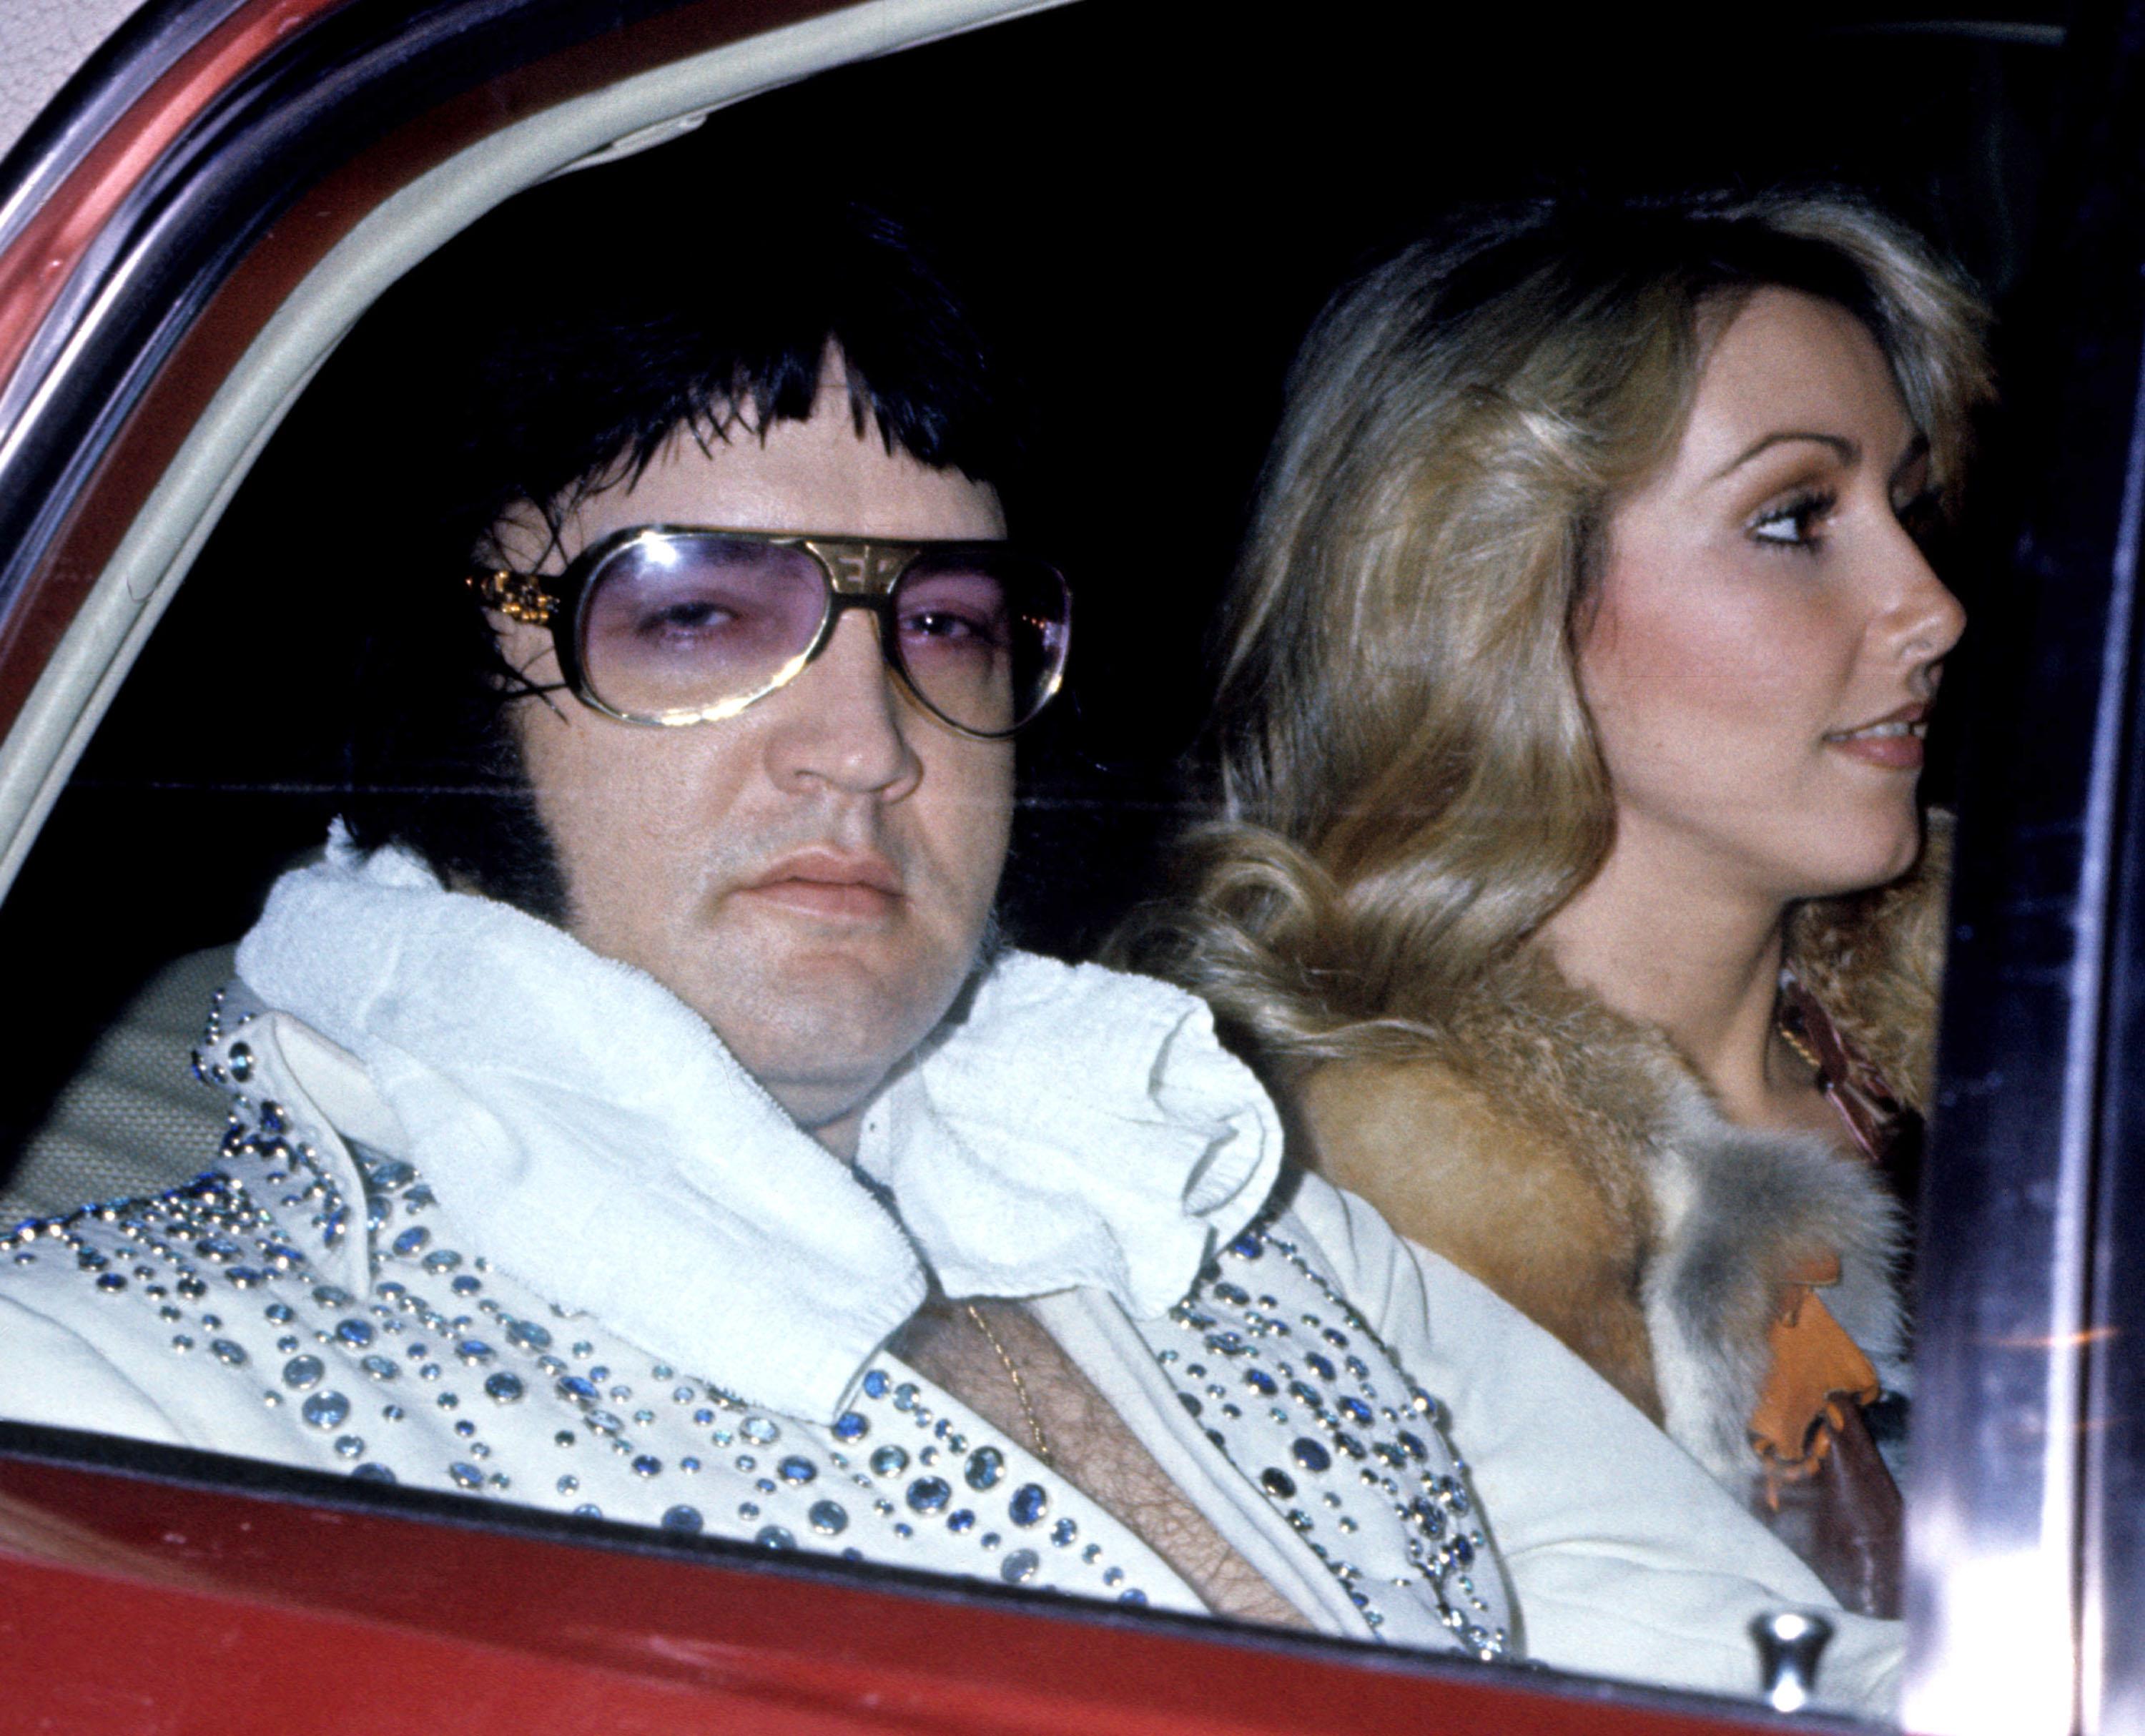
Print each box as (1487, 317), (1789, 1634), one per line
(892, 551), (1068, 734)
(578, 535), (827, 719)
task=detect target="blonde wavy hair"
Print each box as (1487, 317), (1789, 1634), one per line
(1121, 191), (1993, 1070)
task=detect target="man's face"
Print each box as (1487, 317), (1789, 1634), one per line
(490, 396), (1015, 1156)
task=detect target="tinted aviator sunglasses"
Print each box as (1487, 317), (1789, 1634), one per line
(470, 525), (1072, 740)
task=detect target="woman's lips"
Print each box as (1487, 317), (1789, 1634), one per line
(1823, 705), (1928, 771)
(735, 851), (902, 919)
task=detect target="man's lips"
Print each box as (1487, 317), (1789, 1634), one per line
(1823, 702), (1928, 771)
(734, 849), (903, 919)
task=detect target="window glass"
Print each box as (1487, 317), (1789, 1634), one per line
(0, 1), (2071, 1722)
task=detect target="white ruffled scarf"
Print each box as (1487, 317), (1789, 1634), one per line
(234, 829), (1283, 1426)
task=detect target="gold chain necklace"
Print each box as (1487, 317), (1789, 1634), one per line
(964, 1301), (1054, 1466)
(1777, 1015), (1825, 1076)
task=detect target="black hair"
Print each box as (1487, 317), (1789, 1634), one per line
(302, 152), (1025, 919)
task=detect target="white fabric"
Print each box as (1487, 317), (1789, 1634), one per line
(0, 838), (1909, 1712)
(235, 829), (1281, 1424)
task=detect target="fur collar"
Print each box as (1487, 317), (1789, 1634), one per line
(1297, 825), (1945, 1484)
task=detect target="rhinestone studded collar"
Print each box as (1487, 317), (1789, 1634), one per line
(227, 829), (1283, 1424)
(0, 970), (1509, 1657)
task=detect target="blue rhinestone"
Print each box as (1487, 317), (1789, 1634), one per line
(965, 1446), (1005, 1491)
(870, 1446), (909, 1477)
(225, 1267), (265, 1289)
(367, 1158), (415, 1190)
(832, 1411), (868, 1441)
(862, 1370), (889, 1399)
(1306, 1352), (1337, 1381)
(1338, 1396), (1374, 1425)
(1178, 1392), (1203, 1418)
(351, 1463), (395, 1483)
(892, 1383), (919, 1412)
(422, 1250), (461, 1274)
(335, 1319), (375, 1348)
(1000, 1548), (1040, 1584)
(448, 1462), (483, 1489)
(1050, 1518), (1078, 1547)
(631, 1455), (662, 1477)
(506, 1319), (552, 1351)
(311, 1285), (352, 1310)
(455, 1339), (493, 1365)
(907, 1476), (951, 1513)
(1290, 1381), (1323, 1411)
(1008, 1484), (1048, 1527)
(778, 1456), (817, 1485)
(1119, 1589), (1148, 1606)
(1227, 1231), (1263, 1260)
(259, 1102), (288, 1133)
(450, 1276), (480, 1296)
(359, 1353), (398, 1381)
(754, 1526), (795, 1550)
(1244, 1368), (1278, 1396)
(1453, 1534), (1475, 1566)
(1261, 1467), (1296, 1499)
(483, 1372), (525, 1404)
(808, 1500), (849, 1535)
(947, 1509), (975, 1533)
(333, 1434), (364, 1459)
(94, 1273), (127, 1294)
(1323, 1328), (1350, 1348)
(390, 1227), (430, 1257)
(741, 1416), (779, 1444)
(301, 1391), (350, 1430)
(1291, 1438), (1332, 1473)
(661, 1506), (703, 1533)
(209, 1339), (247, 1366)
(282, 1355), (324, 1390)
(1398, 1430), (1429, 1461)
(556, 1375), (598, 1404)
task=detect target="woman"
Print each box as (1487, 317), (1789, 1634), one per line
(1124, 192), (1992, 1618)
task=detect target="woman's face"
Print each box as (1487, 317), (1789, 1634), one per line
(1577, 287), (1965, 907)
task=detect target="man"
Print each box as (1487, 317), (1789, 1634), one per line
(0, 174), (1897, 1707)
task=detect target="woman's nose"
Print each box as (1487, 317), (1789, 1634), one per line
(1883, 526), (1967, 677)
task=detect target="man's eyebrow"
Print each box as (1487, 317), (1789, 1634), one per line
(1708, 430), (1857, 483)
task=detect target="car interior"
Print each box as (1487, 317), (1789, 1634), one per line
(0, 0), (2083, 1717)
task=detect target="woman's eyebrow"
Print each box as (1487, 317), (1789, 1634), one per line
(1707, 430), (1856, 482)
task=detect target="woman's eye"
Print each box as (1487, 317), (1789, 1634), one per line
(1750, 490), (1835, 548)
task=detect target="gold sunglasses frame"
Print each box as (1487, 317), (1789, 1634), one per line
(469, 524), (1071, 740)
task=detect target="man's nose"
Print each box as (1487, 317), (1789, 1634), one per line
(764, 609), (922, 798)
